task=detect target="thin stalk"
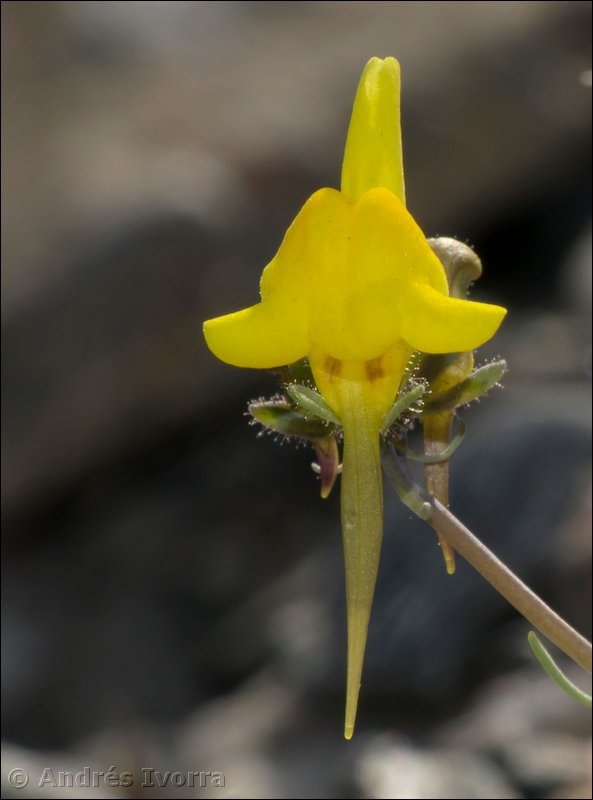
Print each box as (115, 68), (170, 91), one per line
(423, 412), (456, 574)
(429, 500), (592, 673)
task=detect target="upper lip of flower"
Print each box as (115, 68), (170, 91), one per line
(340, 56), (406, 205)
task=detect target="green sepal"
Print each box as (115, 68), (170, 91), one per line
(286, 384), (342, 426)
(424, 360), (507, 413)
(249, 398), (336, 439)
(286, 357), (316, 386)
(418, 352), (473, 392)
(381, 384), (426, 432)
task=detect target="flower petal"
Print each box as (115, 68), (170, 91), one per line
(203, 300), (308, 368)
(261, 188), (349, 301)
(341, 57), (405, 204)
(400, 283), (507, 353)
(310, 340), (410, 423)
(309, 188), (447, 361)
(203, 187), (348, 369)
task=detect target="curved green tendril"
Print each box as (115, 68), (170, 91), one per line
(528, 631), (592, 710)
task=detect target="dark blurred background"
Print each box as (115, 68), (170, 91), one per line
(2, 2), (591, 798)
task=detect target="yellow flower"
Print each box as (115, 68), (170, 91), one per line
(203, 57), (506, 738)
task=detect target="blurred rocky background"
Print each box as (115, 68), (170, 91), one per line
(2, 1), (591, 797)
